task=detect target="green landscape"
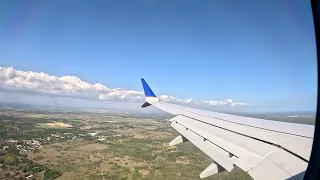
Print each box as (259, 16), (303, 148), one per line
(0, 103), (315, 180)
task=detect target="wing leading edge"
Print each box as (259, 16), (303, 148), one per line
(140, 79), (314, 180)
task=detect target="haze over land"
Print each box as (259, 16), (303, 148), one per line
(1, 66), (316, 113)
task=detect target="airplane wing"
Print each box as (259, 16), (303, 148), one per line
(140, 78), (314, 180)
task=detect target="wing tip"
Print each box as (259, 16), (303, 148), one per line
(141, 78), (156, 97)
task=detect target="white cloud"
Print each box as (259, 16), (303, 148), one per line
(203, 99), (248, 106)
(0, 66), (247, 107)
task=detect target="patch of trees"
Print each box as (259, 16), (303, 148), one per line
(44, 168), (62, 180)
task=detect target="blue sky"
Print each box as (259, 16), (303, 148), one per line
(0, 0), (317, 112)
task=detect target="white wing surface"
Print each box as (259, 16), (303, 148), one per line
(140, 79), (314, 180)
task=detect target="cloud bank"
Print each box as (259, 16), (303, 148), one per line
(0, 66), (247, 107)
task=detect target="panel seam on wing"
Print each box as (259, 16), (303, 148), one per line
(161, 102), (312, 138)
(172, 116), (269, 171)
(157, 103), (309, 163)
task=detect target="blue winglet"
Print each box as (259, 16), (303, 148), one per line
(141, 78), (156, 97)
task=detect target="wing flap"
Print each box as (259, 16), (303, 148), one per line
(265, 149), (308, 176)
(280, 138), (313, 160)
(171, 115), (308, 180)
(171, 115), (265, 171)
(171, 118), (236, 172)
(248, 148), (307, 180)
(155, 102), (311, 161)
(172, 114), (278, 157)
(248, 158), (291, 180)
